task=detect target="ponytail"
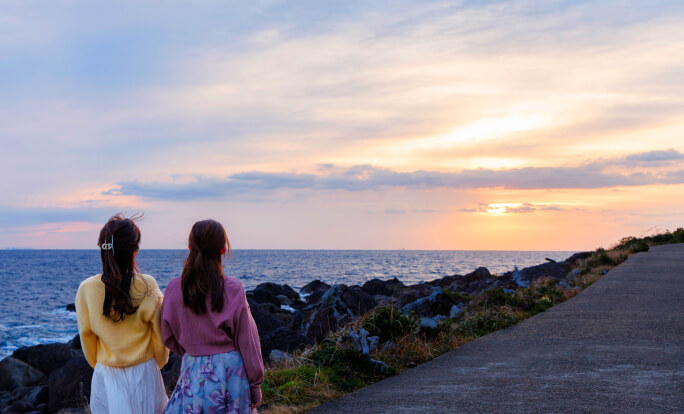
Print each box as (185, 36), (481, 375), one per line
(98, 213), (143, 321)
(181, 219), (229, 315)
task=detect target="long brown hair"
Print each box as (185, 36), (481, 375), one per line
(181, 219), (230, 315)
(98, 213), (144, 321)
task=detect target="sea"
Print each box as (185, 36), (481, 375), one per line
(0, 249), (574, 359)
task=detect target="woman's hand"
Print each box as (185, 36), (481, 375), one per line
(250, 401), (260, 410)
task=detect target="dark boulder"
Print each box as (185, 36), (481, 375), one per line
(507, 261), (568, 287)
(68, 334), (82, 350)
(19, 384), (48, 408)
(417, 317), (440, 338)
(247, 283), (300, 307)
(260, 327), (314, 357)
(465, 267), (491, 281)
(0, 357), (45, 391)
(425, 274), (461, 288)
(401, 287), (443, 317)
(446, 267), (493, 294)
(394, 284), (434, 308)
(65, 303), (76, 312)
(300, 280), (330, 305)
(562, 252), (592, 266)
(12, 343), (79, 376)
(5, 399), (35, 413)
(361, 278), (405, 297)
(300, 285), (377, 340)
(161, 353), (182, 393)
(47, 356), (92, 412)
(247, 299), (283, 337)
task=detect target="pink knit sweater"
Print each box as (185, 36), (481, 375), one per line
(160, 276), (264, 403)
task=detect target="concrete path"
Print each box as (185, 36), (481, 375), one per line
(311, 244), (684, 413)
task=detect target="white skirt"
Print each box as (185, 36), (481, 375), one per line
(90, 358), (168, 414)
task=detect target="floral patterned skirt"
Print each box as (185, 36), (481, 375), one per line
(164, 351), (252, 414)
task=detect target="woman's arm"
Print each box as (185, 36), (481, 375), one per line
(160, 286), (186, 357)
(147, 279), (170, 368)
(75, 284), (98, 368)
(234, 284), (264, 404)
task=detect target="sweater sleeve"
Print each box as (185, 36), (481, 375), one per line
(75, 284), (98, 368)
(233, 284), (264, 404)
(161, 286), (186, 357)
(147, 278), (170, 368)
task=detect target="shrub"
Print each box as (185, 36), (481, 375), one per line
(309, 345), (387, 390)
(453, 306), (520, 338)
(362, 306), (418, 342)
(673, 228), (684, 243)
(262, 365), (334, 406)
(441, 289), (472, 304)
(629, 240), (649, 253)
(586, 248), (614, 267)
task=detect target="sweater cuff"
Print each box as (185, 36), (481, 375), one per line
(250, 385), (262, 404)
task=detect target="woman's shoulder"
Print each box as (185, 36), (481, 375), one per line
(223, 276), (246, 294)
(78, 274), (103, 291)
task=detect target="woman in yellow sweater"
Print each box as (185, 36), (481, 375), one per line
(75, 214), (169, 414)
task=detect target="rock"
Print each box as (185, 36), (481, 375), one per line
(268, 350), (292, 363)
(47, 356), (92, 413)
(418, 317), (439, 338)
(401, 286), (442, 317)
(65, 304), (76, 312)
(566, 268), (582, 281)
(562, 251), (592, 266)
(425, 274), (461, 288)
(5, 399), (35, 412)
(380, 341), (395, 353)
(433, 315), (447, 323)
(247, 299), (282, 336)
(466, 267), (492, 281)
(507, 261), (568, 287)
(361, 278), (405, 297)
(300, 280), (331, 305)
(444, 267), (493, 295)
(348, 328), (380, 355)
(0, 390), (13, 409)
(68, 334), (82, 350)
(247, 283), (301, 307)
(370, 359), (391, 374)
(21, 385), (48, 408)
(300, 285), (377, 340)
(12, 343), (79, 376)
(394, 284), (435, 308)
(161, 353), (182, 393)
(449, 304), (465, 318)
(0, 358), (46, 391)
(260, 327), (313, 356)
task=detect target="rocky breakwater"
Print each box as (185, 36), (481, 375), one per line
(1, 252), (589, 413)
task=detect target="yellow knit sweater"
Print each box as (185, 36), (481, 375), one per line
(75, 273), (169, 369)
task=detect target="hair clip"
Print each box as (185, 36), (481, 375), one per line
(101, 235), (115, 256)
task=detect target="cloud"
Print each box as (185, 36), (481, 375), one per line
(476, 203), (571, 214)
(624, 149), (684, 162)
(104, 150), (684, 200)
(0, 206), (129, 229)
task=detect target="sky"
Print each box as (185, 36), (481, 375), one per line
(1, 0), (683, 250)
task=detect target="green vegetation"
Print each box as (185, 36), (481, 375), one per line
(260, 228), (683, 413)
(361, 306), (418, 342)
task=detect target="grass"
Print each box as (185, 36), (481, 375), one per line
(258, 228), (683, 413)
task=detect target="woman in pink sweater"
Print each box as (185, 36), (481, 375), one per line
(161, 219), (264, 414)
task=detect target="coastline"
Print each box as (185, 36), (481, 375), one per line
(1, 229), (682, 413)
